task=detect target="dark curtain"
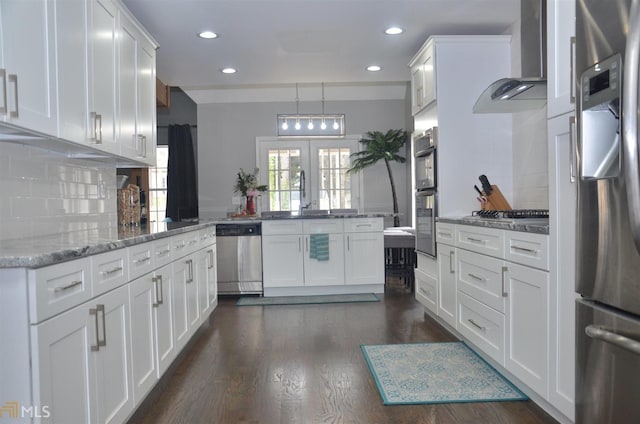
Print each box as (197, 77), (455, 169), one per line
(166, 124), (198, 221)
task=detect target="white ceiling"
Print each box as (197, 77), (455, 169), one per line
(122, 0), (521, 102)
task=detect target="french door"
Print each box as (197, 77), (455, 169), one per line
(257, 137), (363, 213)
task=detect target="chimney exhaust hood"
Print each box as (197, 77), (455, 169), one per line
(473, 0), (547, 113)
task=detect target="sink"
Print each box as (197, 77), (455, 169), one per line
(301, 209), (330, 216)
(261, 211), (292, 218)
(330, 208), (358, 215)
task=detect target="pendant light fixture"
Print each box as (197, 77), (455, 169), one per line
(277, 83), (345, 138)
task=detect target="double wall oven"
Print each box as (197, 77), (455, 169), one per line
(414, 127), (437, 257)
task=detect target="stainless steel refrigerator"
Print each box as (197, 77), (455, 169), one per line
(576, 1), (640, 422)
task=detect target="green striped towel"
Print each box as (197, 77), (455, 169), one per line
(309, 233), (330, 261)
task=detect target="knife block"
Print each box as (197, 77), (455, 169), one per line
(481, 185), (512, 211)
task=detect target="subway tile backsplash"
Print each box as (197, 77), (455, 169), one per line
(0, 143), (117, 241)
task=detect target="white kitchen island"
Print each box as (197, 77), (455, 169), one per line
(261, 216), (385, 296)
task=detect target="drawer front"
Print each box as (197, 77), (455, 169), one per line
(199, 226), (216, 246)
(436, 222), (456, 245)
(415, 268), (438, 315)
(129, 242), (154, 281)
(91, 249), (128, 296)
(262, 220), (303, 235)
(343, 218), (383, 233)
(28, 257), (92, 323)
(183, 231), (201, 255)
(303, 219), (344, 234)
(172, 232), (199, 258)
(153, 238), (173, 269)
(457, 291), (505, 366)
(456, 225), (504, 257)
(505, 231), (549, 270)
(457, 249), (507, 313)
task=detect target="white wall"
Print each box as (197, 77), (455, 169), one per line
(196, 98), (411, 226)
(0, 143), (117, 241)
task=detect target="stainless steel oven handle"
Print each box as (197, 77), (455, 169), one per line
(585, 325), (640, 356)
(623, 0), (640, 253)
(570, 115), (576, 182)
(570, 36), (576, 105)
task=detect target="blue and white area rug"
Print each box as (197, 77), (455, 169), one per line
(361, 341), (528, 405)
(236, 293), (379, 306)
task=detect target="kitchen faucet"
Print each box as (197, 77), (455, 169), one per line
(299, 170), (311, 211)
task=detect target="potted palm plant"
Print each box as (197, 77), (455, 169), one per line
(234, 168), (268, 215)
(347, 129), (408, 227)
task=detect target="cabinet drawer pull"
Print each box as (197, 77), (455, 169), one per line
(53, 280), (83, 292)
(0, 69), (6, 115)
(8, 74), (18, 118)
(188, 240), (198, 246)
(468, 273), (484, 282)
(419, 287), (431, 297)
(134, 256), (151, 264)
(175, 243), (186, 250)
(437, 231), (452, 238)
(468, 318), (486, 331)
(511, 245), (538, 254)
(100, 266), (123, 276)
(156, 249), (171, 256)
(467, 237), (486, 244)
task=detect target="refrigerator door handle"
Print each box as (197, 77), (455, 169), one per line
(585, 325), (640, 356)
(623, 0), (640, 252)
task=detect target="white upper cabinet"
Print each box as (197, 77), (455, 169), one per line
(118, 12), (157, 166)
(409, 40), (436, 115)
(0, 0), (57, 135)
(87, 0), (119, 153)
(547, 0), (576, 118)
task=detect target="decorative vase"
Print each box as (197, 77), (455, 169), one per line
(246, 195), (256, 215)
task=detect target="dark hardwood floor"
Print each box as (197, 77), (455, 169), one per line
(128, 281), (559, 424)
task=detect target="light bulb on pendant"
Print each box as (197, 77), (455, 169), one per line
(333, 119), (339, 130)
(295, 118), (301, 130)
(307, 118), (314, 130)
(281, 118), (288, 130)
(321, 118), (327, 130)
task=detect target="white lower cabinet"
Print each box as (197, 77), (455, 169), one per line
(436, 243), (456, 328)
(434, 223), (552, 410)
(129, 263), (175, 405)
(262, 234), (305, 288)
(32, 284), (134, 424)
(6, 226), (218, 424)
(262, 218), (384, 294)
(505, 262), (549, 397)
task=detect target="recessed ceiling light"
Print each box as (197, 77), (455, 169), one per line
(198, 31), (218, 39)
(384, 27), (403, 35)
(221, 67), (237, 74)
(367, 65), (382, 72)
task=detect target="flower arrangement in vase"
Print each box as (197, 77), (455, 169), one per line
(233, 168), (268, 216)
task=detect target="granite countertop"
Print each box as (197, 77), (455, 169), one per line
(0, 214), (391, 269)
(437, 216), (549, 235)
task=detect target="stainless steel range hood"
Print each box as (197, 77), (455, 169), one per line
(473, 0), (547, 113)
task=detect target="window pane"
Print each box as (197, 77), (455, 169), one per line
(267, 148), (302, 212)
(317, 147), (351, 209)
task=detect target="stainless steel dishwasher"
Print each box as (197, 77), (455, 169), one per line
(216, 222), (263, 295)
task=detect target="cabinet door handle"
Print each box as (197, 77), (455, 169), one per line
(96, 113), (103, 144)
(186, 259), (193, 283)
(90, 306), (101, 351)
(207, 249), (214, 269)
(449, 250), (455, 273)
(100, 266), (123, 276)
(347, 235), (350, 251)
(142, 135), (147, 158)
(89, 305), (106, 350)
(501, 266), (508, 297)
(0, 69), (6, 115)
(570, 36), (576, 105)
(8, 74), (18, 118)
(569, 115), (577, 183)
(158, 275), (164, 305)
(305, 237), (309, 252)
(152, 275), (163, 306)
(468, 319), (486, 331)
(53, 280), (83, 292)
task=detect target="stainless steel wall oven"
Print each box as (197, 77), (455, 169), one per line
(414, 127), (438, 257)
